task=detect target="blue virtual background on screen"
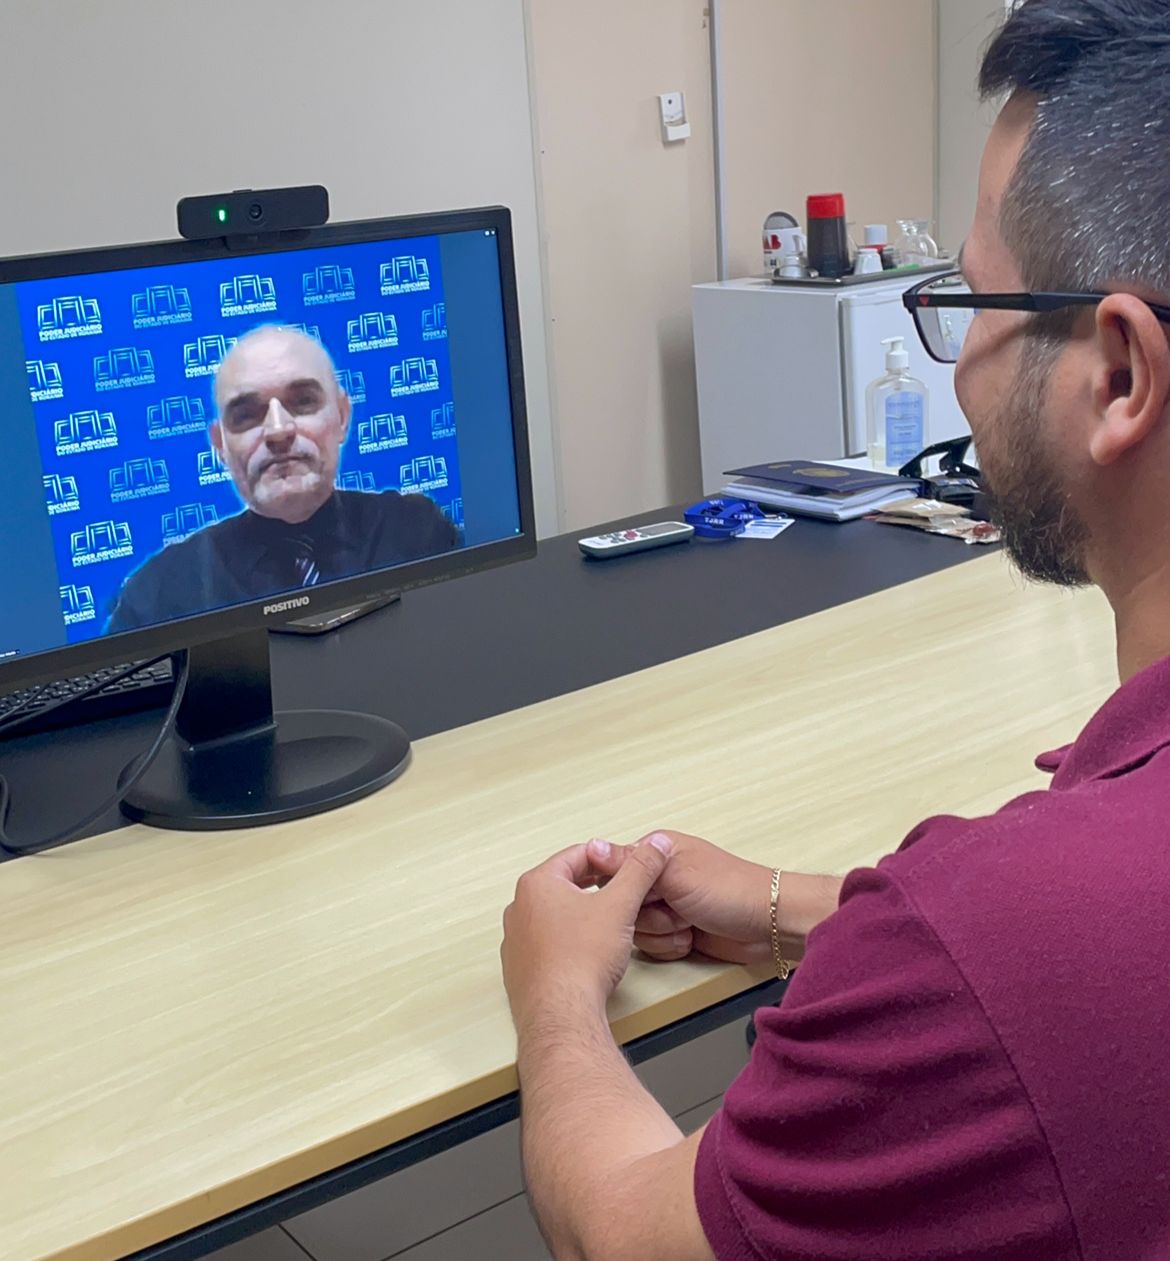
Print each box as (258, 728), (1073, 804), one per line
(15, 236), (466, 643)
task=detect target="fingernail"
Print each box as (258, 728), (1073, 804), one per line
(648, 833), (673, 857)
(589, 838), (612, 858)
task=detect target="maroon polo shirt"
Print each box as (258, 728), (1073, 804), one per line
(695, 653), (1170, 1259)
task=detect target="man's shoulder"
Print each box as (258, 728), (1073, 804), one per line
(338, 488), (444, 520)
(873, 766), (1170, 996)
(125, 532), (203, 581)
(105, 514), (245, 632)
(884, 768), (1168, 895)
(128, 514), (242, 574)
(336, 489), (458, 557)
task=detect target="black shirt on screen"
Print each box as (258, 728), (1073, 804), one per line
(105, 490), (460, 633)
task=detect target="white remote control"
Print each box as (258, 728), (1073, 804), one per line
(578, 521), (695, 559)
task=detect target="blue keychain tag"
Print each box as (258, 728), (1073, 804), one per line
(683, 498), (769, 540)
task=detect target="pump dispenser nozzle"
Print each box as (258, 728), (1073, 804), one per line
(882, 336), (910, 372)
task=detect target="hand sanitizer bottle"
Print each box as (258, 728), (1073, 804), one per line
(866, 336), (928, 472)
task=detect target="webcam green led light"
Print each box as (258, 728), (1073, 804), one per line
(177, 186), (329, 240)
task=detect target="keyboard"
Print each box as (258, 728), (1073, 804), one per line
(0, 659), (175, 741)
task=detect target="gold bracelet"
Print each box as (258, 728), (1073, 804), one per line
(770, 867), (792, 981)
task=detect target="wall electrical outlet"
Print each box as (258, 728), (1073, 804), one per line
(658, 91), (691, 143)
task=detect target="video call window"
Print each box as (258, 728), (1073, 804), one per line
(0, 228), (522, 660)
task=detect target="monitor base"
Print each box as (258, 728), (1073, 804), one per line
(120, 709), (410, 830)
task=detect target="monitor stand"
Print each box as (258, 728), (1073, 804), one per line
(120, 629), (410, 831)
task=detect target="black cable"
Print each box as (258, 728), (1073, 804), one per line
(0, 649), (190, 858)
(0, 652), (175, 738)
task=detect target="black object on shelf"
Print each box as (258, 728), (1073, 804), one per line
(899, 436), (988, 519)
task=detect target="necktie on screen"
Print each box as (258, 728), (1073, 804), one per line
(290, 536), (321, 588)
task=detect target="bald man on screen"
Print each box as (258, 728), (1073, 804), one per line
(106, 326), (457, 633)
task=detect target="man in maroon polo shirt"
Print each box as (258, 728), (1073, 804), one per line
(500, 2), (1170, 1257)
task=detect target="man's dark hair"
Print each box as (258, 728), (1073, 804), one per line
(980, 0), (1170, 298)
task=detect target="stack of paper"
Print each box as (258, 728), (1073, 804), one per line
(721, 461), (922, 523)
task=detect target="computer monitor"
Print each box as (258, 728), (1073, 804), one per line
(0, 205), (536, 831)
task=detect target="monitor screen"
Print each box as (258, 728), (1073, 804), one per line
(0, 212), (529, 676)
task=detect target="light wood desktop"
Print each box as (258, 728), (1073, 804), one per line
(0, 552), (1116, 1261)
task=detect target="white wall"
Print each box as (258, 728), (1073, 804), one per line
(723, 0), (939, 276)
(0, 0), (561, 536)
(528, 0), (940, 531)
(526, 0), (716, 529)
(937, 0), (1009, 252)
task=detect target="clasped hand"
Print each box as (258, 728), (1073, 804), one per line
(501, 830), (774, 1028)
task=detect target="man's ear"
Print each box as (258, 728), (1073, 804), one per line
(210, 421), (224, 455)
(1089, 293), (1170, 466)
(337, 391), (352, 442)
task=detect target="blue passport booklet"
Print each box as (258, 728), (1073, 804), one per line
(724, 461), (921, 497)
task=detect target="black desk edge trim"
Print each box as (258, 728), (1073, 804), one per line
(119, 977), (788, 1261)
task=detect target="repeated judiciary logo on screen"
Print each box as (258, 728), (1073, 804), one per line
(28, 359), (65, 401)
(304, 264), (356, 305)
(184, 333), (235, 378)
(54, 409), (118, 456)
(133, 285), (193, 329)
(13, 234), (465, 643)
(109, 458), (171, 503)
(70, 520), (134, 567)
(381, 256), (430, 295)
(220, 274), (277, 319)
(61, 583), (97, 626)
(38, 295), (102, 340)
(95, 346), (156, 391)
(359, 413), (409, 454)
(44, 473), (81, 516)
(148, 395), (208, 439)
(422, 303), (447, 340)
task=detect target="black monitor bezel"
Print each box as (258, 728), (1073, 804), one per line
(0, 204), (537, 690)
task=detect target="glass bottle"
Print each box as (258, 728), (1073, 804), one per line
(893, 219), (939, 267)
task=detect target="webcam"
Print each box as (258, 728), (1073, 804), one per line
(177, 185), (330, 241)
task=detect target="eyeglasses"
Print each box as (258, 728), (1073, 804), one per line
(902, 270), (1170, 364)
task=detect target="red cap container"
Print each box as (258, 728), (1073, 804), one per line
(807, 193), (846, 220)
(805, 194), (850, 278)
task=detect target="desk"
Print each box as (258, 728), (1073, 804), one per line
(0, 516), (1116, 1261)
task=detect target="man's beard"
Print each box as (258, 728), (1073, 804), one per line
(979, 356), (1092, 588)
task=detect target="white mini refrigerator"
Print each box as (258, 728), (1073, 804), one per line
(692, 276), (970, 493)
